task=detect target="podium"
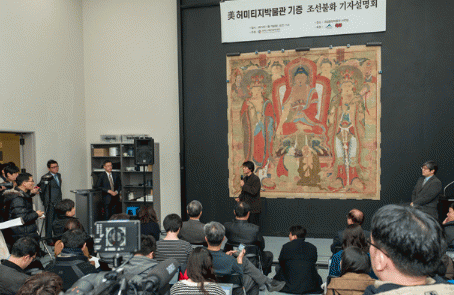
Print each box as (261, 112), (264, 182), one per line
(71, 189), (102, 236)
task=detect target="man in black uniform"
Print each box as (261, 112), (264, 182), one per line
(238, 161), (261, 226)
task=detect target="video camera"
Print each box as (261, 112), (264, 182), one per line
(64, 220), (180, 295)
(0, 182), (14, 189)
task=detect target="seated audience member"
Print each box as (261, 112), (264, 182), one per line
(155, 214), (193, 267)
(54, 218), (93, 257)
(443, 202), (454, 249)
(139, 205), (161, 242)
(326, 246), (375, 295)
(205, 221), (285, 295)
(45, 229), (97, 291)
(331, 209), (369, 254)
(0, 236), (39, 295)
(179, 200), (206, 245)
(122, 235), (159, 277)
(171, 247), (225, 295)
(3, 173), (43, 243)
(274, 225), (323, 294)
(364, 204), (454, 294)
(52, 199), (78, 240)
(224, 202), (273, 275)
(16, 271), (63, 295)
(329, 224), (373, 278)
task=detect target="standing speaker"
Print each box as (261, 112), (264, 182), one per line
(134, 137), (154, 165)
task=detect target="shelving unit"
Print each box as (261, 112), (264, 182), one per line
(90, 142), (161, 223)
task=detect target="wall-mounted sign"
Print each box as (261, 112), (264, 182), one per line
(220, 0), (386, 43)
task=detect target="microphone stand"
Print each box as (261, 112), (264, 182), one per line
(37, 175), (54, 258)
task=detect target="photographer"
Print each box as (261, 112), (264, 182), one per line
(0, 164), (19, 222)
(3, 173), (43, 243)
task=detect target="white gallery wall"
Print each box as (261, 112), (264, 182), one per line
(0, 0), (180, 220)
(0, 0), (87, 201)
(82, 0), (180, 218)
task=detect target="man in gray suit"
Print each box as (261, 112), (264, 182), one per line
(179, 200), (206, 245)
(38, 159), (62, 240)
(411, 160), (442, 220)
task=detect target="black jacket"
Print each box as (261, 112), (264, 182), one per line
(224, 219), (265, 251)
(95, 171), (122, 204)
(274, 238), (323, 294)
(38, 172), (62, 206)
(411, 175), (442, 219)
(239, 173), (261, 213)
(4, 188), (39, 241)
(179, 219), (205, 245)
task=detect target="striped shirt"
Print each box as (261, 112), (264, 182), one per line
(170, 280), (226, 295)
(155, 239), (193, 266)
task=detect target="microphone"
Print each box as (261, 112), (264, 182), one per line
(143, 258), (180, 293)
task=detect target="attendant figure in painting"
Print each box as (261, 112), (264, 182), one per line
(276, 140), (299, 182)
(318, 58), (333, 80)
(327, 66), (366, 191)
(271, 62), (284, 81)
(297, 145), (321, 187)
(241, 70), (275, 173)
(231, 69), (244, 99)
(276, 66), (326, 137)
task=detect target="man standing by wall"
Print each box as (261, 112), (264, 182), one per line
(238, 161), (261, 226)
(411, 160), (442, 220)
(96, 160), (121, 220)
(38, 160), (62, 241)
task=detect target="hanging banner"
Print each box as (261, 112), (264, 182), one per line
(220, 0), (386, 43)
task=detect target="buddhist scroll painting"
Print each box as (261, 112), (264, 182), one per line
(228, 45), (381, 199)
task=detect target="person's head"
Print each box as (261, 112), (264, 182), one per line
(347, 209), (364, 225)
(3, 164), (19, 182)
(242, 161), (254, 175)
(47, 159), (59, 174)
(16, 271), (63, 295)
(61, 229), (87, 249)
(369, 204), (446, 281)
(64, 218), (84, 232)
(421, 160), (438, 177)
(289, 225), (307, 240)
(234, 202), (250, 219)
(204, 221), (225, 247)
(135, 235), (156, 258)
(447, 203), (454, 223)
(163, 213), (182, 233)
(109, 213), (130, 220)
(187, 247), (216, 294)
(139, 205), (158, 223)
(55, 199), (75, 217)
(187, 200), (203, 218)
(340, 246), (371, 276)
(102, 160), (113, 173)
(320, 58), (332, 75)
(342, 224), (368, 251)
(16, 173), (34, 191)
(10, 236), (39, 269)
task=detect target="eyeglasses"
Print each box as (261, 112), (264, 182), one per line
(50, 166), (59, 168)
(366, 238), (389, 257)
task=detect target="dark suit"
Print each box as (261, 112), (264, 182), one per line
(95, 171), (121, 219)
(179, 219), (206, 245)
(274, 238), (323, 294)
(239, 173), (261, 225)
(224, 219), (273, 275)
(411, 175), (442, 219)
(38, 172), (62, 239)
